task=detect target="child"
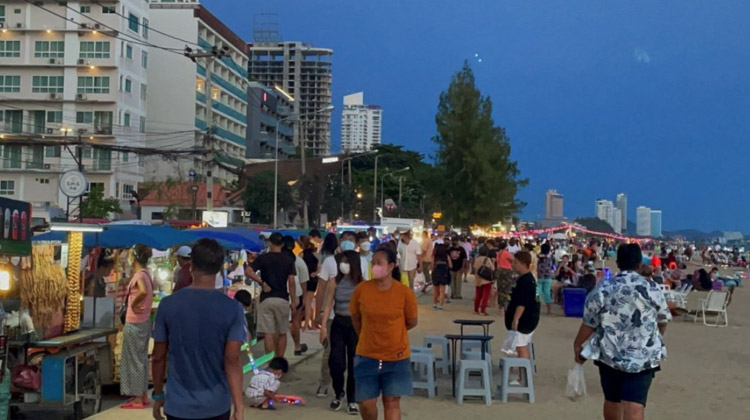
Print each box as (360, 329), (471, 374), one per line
(245, 357), (289, 409)
(234, 289), (255, 342)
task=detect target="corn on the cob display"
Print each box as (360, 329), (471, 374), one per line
(64, 231), (83, 333)
(19, 245), (67, 333)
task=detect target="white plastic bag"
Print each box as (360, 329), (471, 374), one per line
(414, 272), (426, 289)
(566, 363), (587, 401)
(501, 331), (520, 356)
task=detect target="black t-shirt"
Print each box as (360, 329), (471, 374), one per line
(448, 246), (467, 272)
(505, 272), (541, 334)
(302, 249), (319, 279)
(251, 252), (295, 302)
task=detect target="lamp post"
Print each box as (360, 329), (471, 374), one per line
(380, 167), (410, 220)
(372, 155), (379, 223)
(274, 105), (334, 229)
(337, 150), (378, 223)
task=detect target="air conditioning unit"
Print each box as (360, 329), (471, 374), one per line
(0, 23), (5, 29)
(80, 23), (90, 29)
(46, 128), (54, 134)
(76, 93), (88, 101)
(49, 93), (60, 100)
(94, 24), (102, 30)
(43, 164), (51, 170)
(77, 58), (86, 65)
(16, 23), (24, 29)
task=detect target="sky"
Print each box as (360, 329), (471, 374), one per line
(204, 0), (750, 232)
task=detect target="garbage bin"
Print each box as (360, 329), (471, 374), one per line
(562, 288), (587, 318)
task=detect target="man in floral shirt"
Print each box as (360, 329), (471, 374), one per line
(573, 243), (671, 420)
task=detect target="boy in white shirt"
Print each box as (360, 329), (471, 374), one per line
(245, 357), (289, 409)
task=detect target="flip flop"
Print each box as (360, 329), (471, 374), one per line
(120, 401), (148, 409)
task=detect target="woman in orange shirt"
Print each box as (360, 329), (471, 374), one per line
(350, 247), (418, 420)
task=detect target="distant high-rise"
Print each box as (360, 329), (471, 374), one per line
(637, 206), (652, 236)
(595, 199), (621, 233)
(650, 210), (662, 238)
(341, 92), (382, 152)
(248, 41), (333, 156)
(545, 189), (564, 219)
(616, 193), (627, 233)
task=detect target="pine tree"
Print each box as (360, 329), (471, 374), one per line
(433, 62), (527, 227)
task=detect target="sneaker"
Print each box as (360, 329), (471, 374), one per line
(316, 386), (329, 398)
(432, 304), (438, 310)
(330, 398), (343, 411)
(436, 306), (445, 311)
(347, 403), (359, 415)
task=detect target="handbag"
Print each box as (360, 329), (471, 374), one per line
(477, 257), (494, 281)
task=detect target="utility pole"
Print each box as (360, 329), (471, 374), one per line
(372, 155), (378, 223)
(300, 118), (308, 229)
(398, 176), (403, 218)
(184, 45), (229, 214)
(348, 159), (353, 221)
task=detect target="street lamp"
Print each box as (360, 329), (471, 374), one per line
(381, 167), (410, 219)
(274, 105), (334, 229)
(339, 150), (377, 223)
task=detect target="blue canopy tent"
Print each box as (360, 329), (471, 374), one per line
(33, 225), (242, 250)
(189, 228), (262, 252)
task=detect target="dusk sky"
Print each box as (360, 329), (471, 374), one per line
(209, 0), (750, 232)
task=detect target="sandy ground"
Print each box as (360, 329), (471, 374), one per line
(76, 261), (750, 419)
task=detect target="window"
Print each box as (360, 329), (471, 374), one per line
(47, 111), (62, 123)
(123, 113), (131, 127)
(77, 76), (110, 94)
(94, 148), (112, 171)
(31, 110), (46, 134)
(45, 146), (61, 158)
(34, 41), (64, 58)
(128, 13), (139, 33)
(80, 5), (91, 13)
(139, 116), (146, 133)
(76, 112), (94, 124)
(0, 6), (5, 23)
(32, 76), (64, 93)
(0, 75), (21, 93)
(125, 44), (132, 59)
(87, 182), (104, 193)
(140, 83), (147, 100)
(77, 146), (92, 159)
(94, 111), (113, 134)
(1, 146), (22, 169)
(142, 18), (149, 39)
(102, 6), (115, 14)
(124, 78), (132, 93)
(1, 110), (22, 133)
(27, 145), (44, 169)
(122, 151), (129, 162)
(123, 184), (135, 200)
(80, 41), (110, 59)
(0, 41), (20, 58)
(141, 51), (148, 68)
(37, 178), (50, 185)
(0, 181), (15, 196)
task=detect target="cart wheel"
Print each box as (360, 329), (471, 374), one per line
(77, 365), (102, 417)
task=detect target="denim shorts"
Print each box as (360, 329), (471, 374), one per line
(596, 362), (657, 406)
(353, 355), (412, 402)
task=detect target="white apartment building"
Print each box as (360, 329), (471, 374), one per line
(595, 199), (621, 233)
(145, 0), (248, 183)
(248, 41), (333, 156)
(637, 206), (652, 237)
(616, 193), (627, 233)
(0, 0), (148, 217)
(341, 92), (381, 152)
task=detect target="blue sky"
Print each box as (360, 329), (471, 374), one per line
(205, 0), (750, 231)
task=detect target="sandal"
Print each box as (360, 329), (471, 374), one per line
(120, 401), (148, 409)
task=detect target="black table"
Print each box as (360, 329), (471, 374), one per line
(453, 319), (494, 336)
(445, 334), (494, 396)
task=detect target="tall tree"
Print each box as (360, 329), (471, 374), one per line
(243, 170), (294, 224)
(433, 62), (527, 226)
(80, 186), (123, 219)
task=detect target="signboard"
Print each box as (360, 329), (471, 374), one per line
(59, 170), (87, 198)
(202, 211), (228, 228)
(0, 197), (32, 256)
(380, 217), (424, 233)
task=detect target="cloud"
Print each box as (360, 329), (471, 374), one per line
(634, 48), (651, 64)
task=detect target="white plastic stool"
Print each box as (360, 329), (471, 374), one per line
(424, 335), (451, 375)
(410, 352), (437, 398)
(460, 350), (493, 371)
(497, 357), (535, 403)
(456, 359), (492, 406)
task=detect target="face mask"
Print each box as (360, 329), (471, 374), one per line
(360, 241), (371, 252)
(372, 263), (389, 279)
(395, 235), (401, 241)
(341, 240), (356, 252)
(339, 262), (351, 275)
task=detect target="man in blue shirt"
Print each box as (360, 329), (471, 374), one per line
(152, 239), (246, 420)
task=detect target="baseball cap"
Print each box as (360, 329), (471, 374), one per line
(176, 245), (192, 258)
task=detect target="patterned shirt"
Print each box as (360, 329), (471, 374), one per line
(537, 255), (554, 279)
(583, 271), (672, 373)
(245, 370), (280, 400)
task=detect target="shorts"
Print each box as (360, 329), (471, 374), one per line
(353, 355), (412, 402)
(596, 362), (656, 406)
(257, 297), (290, 334)
(515, 331), (534, 347)
(306, 277), (319, 292)
(431, 264), (451, 286)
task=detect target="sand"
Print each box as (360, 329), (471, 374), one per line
(90, 260), (750, 420)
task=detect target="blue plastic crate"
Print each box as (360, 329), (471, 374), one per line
(563, 288), (588, 318)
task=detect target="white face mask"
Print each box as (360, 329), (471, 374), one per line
(360, 241), (371, 252)
(339, 262), (351, 275)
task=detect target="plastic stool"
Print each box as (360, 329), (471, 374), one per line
(460, 350), (493, 372)
(529, 341), (537, 374)
(424, 335), (451, 375)
(456, 359), (493, 406)
(497, 357), (535, 403)
(410, 352), (437, 398)
(411, 346), (432, 354)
